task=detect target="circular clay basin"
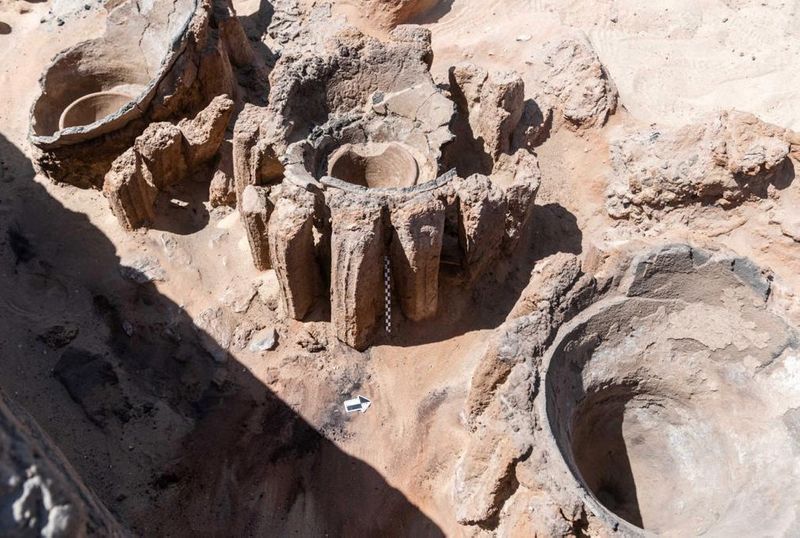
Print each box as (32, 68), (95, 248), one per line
(30, 0), (198, 145)
(540, 246), (800, 537)
(327, 142), (419, 189)
(58, 90), (137, 130)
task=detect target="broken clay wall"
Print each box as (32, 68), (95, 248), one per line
(29, 0), (249, 189)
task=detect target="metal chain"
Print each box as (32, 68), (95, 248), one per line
(384, 255), (392, 334)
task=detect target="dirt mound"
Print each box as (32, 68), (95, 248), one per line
(334, 0), (442, 35)
(607, 110), (796, 221)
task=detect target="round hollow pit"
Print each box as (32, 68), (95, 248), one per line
(30, 0), (197, 141)
(58, 89), (139, 130)
(327, 142), (419, 189)
(31, 47), (151, 138)
(542, 248), (800, 536)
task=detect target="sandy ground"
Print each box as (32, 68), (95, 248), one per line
(0, 0), (799, 536)
(421, 0), (800, 130)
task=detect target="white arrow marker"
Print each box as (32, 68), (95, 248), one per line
(344, 395), (371, 414)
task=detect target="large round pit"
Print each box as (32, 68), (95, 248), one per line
(541, 247), (800, 536)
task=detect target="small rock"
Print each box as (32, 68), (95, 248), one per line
(772, 208), (800, 242)
(194, 308), (234, 363)
(209, 170), (236, 208)
(37, 324), (79, 349)
(160, 233), (177, 253)
(122, 321), (134, 337)
(56, 18), (64, 26)
(221, 284), (257, 314)
(120, 257), (166, 284)
(159, 233), (192, 265)
(297, 328), (326, 353)
(169, 198), (189, 208)
(256, 271), (280, 311)
(515, 34), (531, 42)
(231, 322), (256, 350)
(249, 328), (278, 352)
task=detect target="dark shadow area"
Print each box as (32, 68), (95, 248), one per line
(410, 0), (455, 25)
(544, 329), (644, 530)
(0, 134), (443, 536)
(529, 203), (583, 260)
(442, 89), (494, 178)
(570, 388), (644, 528)
(238, 0), (274, 38)
(771, 157), (796, 191)
(237, 0), (277, 68)
(514, 98), (553, 150)
(379, 202), (583, 348)
(148, 172), (212, 234)
(442, 94), (552, 179)
(742, 155), (795, 194)
(0, 22), (11, 35)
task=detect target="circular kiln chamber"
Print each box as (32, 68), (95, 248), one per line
(247, 84), (538, 350)
(282, 103), (448, 195)
(270, 110), (464, 350)
(30, 0), (197, 143)
(538, 246), (800, 536)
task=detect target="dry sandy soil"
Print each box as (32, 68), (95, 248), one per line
(0, 0), (799, 536)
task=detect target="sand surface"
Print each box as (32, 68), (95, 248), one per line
(421, 0), (800, 130)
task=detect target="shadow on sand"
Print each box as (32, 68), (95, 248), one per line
(380, 201), (583, 348)
(0, 134), (443, 536)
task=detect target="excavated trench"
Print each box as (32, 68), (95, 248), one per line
(540, 247), (800, 536)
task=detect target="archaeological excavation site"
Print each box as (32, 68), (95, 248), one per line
(1, 0), (800, 536)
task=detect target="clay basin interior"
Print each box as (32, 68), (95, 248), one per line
(30, 0), (195, 137)
(543, 250), (800, 537)
(58, 88), (141, 130)
(31, 41), (150, 136)
(327, 142), (420, 189)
